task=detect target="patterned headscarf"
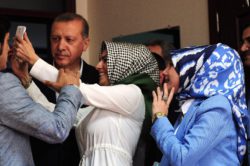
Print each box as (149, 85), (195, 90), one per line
(171, 43), (248, 162)
(102, 41), (159, 119)
(103, 41), (159, 85)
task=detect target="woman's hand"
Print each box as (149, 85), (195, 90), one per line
(13, 32), (39, 66)
(44, 69), (80, 92)
(152, 83), (175, 116)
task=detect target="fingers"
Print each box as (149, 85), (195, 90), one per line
(153, 83), (175, 104)
(163, 83), (169, 98)
(3, 32), (9, 44)
(57, 69), (65, 81)
(152, 90), (157, 103)
(44, 80), (60, 92)
(23, 32), (32, 45)
(157, 87), (163, 102)
(166, 87), (175, 106)
(14, 35), (23, 44)
(163, 83), (175, 105)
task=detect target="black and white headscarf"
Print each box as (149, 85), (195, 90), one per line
(102, 41), (159, 85)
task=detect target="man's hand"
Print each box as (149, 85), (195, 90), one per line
(44, 69), (80, 92)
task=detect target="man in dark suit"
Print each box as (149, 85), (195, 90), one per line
(30, 13), (99, 166)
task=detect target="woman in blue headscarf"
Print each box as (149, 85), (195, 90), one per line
(151, 43), (248, 165)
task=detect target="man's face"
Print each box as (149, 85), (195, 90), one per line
(50, 20), (89, 69)
(241, 26), (250, 67)
(96, 50), (110, 86)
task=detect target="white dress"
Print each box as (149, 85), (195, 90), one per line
(76, 83), (145, 166)
(29, 59), (146, 166)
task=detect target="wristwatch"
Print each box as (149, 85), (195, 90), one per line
(152, 112), (166, 123)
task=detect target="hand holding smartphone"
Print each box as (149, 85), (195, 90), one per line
(15, 26), (26, 39)
(14, 26), (26, 63)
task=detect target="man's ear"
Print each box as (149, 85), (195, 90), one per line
(82, 37), (90, 52)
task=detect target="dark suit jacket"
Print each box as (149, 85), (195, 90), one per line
(30, 59), (99, 166)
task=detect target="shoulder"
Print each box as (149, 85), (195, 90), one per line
(115, 84), (142, 93)
(197, 95), (231, 115)
(106, 84), (144, 101)
(0, 72), (29, 102)
(103, 84), (143, 97)
(81, 60), (99, 84)
(82, 60), (97, 72)
(0, 72), (19, 84)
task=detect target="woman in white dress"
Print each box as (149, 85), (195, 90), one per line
(75, 42), (159, 165)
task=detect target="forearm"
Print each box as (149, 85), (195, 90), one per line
(42, 86), (83, 143)
(26, 81), (55, 112)
(25, 86), (82, 143)
(30, 59), (143, 115)
(1, 73), (83, 143)
(30, 58), (58, 82)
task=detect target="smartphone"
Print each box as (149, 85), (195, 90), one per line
(14, 26), (26, 63)
(15, 26), (26, 39)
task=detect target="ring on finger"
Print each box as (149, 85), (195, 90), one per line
(162, 95), (168, 101)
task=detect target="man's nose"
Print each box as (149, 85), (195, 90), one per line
(58, 39), (66, 50)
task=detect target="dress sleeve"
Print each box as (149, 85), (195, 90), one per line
(79, 83), (145, 117)
(30, 58), (58, 82)
(29, 58), (145, 118)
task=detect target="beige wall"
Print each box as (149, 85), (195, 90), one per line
(76, 0), (209, 65)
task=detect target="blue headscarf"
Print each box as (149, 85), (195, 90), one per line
(171, 43), (248, 162)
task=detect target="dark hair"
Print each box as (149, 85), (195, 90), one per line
(152, 52), (165, 70)
(0, 16), (10, 44)
(145, 39), (174, 66)
(240, 23), (250, 41)
(53, 12), (89, 38)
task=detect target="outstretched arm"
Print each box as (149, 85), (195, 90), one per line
(0, 73), (83, 143)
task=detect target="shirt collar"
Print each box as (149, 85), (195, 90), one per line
(53, 60), (83, 77)
(181, 99), (195, 115)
